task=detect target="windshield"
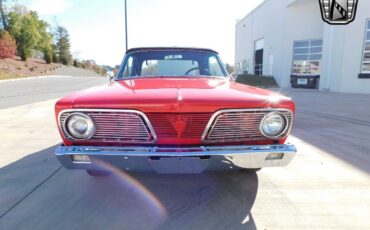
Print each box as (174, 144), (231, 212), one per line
(118, 50), (227, 79)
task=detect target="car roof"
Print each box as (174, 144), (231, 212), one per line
(126, 47), (219, 54)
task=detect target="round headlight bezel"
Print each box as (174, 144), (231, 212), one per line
(259, 112), (289, 139)
(64, 113), (95, 140)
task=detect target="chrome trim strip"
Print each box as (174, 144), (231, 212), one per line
(55, 143), (297, 169)
(56, 144), (297, 157)
(58, 109), (158, 143)
(201, 108), (294, 142)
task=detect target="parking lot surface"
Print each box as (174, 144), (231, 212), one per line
(0, 77), (369, 229)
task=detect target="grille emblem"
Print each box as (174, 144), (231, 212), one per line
(318, 0), (358, 25)
(168, 115), (188, 138)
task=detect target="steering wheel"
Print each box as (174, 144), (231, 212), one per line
(184, 67), (211, 76)
(184, 67), (200, 75)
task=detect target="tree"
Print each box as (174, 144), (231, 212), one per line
(36, 18), (53, 63)
(1, 3), (71, 65)
(225, 64), (235, 74)
(53, 26), (72, 65)
(8, 11), (43, 60)
(43, 46), (52, 63)
(0, 30), (16, 59)
(0, 0), (8, 30)
(73, 59), (79, 67)
(7, 10), (54, 62)
(81, 59), (96, 69)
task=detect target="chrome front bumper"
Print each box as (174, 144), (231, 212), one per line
(55, 144), (297, 173)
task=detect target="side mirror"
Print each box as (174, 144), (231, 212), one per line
(106, 70), (115, 82)
(229, 72), (237, 81)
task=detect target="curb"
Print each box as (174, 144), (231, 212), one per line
(0, 75), (73, 83)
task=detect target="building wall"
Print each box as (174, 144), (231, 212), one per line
(235, 0), (323, 87)
(236, 0), (370, 94)
(235, 0), (291, 80)
(320, 0), (370, 94)
(279, 0), (324, 87)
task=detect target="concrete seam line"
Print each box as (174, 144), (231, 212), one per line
(301, 109), (370, 127)
(0, 166), (63, 220)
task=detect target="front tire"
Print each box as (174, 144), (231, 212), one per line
(86, 170), (111, 177)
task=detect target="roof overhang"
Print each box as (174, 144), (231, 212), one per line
(287, 0), (316, 7)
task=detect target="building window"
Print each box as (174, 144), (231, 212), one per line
(292, 39), (322, 75)
(361, 19), (370, 73)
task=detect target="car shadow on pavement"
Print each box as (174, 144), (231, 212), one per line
(0, 145), (62, 219)
(0, 146), (258, 230)
(131, 171), (258, 230)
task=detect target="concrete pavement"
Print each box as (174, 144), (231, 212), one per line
(0, 76), (107, 109)
(0, 79), (369, 229)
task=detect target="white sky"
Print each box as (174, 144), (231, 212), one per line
(27, 0), (265, 66)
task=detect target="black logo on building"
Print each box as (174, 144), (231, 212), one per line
(319, 0), (358, 25)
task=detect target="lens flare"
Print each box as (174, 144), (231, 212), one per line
(92, 160), (168, 221)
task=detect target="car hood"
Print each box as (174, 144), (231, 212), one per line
(63, 77), (293, 113)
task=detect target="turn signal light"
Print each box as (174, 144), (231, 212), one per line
(265, 152), (284, 160)
(72, 155), (91, 163)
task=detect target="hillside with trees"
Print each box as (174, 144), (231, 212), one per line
(0, 0), (108, 79)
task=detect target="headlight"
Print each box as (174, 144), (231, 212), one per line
(260, 112), (287, 138)
(64, 113), (95, 139)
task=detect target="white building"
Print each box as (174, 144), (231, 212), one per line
(235, 0), (370, 94)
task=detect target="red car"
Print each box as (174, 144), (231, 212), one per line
(55, 47), (296, 176)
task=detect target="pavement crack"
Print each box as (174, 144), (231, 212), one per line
(0, 166), (63, 220)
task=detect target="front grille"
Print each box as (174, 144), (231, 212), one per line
(146, 113), (213, 140)
(202, 109), (293, 143)
(60, 110), (155, 143)
(59, 109), (292, 145)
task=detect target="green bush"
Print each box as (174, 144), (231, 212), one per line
(236, 74), (279, 88)
(19, 49), (29, 61)
(43, 48), (52, 64)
